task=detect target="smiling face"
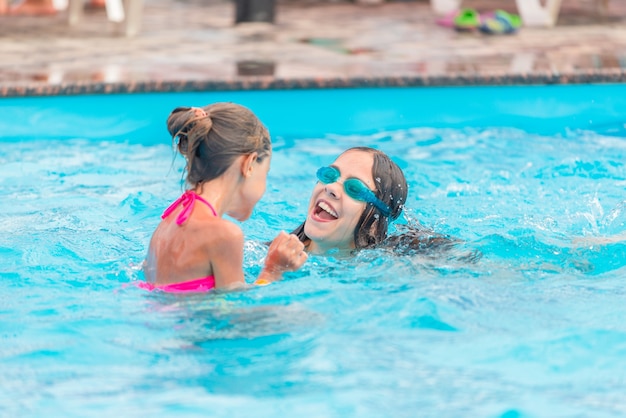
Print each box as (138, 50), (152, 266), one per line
(304, 149), (376, 254)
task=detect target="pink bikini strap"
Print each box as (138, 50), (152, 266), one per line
(161, 190), (218, 225)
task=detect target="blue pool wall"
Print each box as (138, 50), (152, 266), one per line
(2, 84), (626, 143)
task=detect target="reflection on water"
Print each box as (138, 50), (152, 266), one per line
(147, 298), (325, 343)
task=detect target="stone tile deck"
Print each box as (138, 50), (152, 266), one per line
(1, 0), (625, 96)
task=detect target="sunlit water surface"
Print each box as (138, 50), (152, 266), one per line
(1, 87), (626, 417)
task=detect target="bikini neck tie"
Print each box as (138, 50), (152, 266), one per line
(161, 190), (217, 225)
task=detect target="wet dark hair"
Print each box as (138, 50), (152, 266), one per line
(291, 147), (408, 250)
(167, 103), (271, 186)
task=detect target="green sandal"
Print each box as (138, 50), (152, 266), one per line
(453, 8), (481, 32)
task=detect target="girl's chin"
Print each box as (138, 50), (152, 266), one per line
(304, 223), (328, 241)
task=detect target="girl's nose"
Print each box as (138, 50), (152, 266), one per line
(324, 183), (341, 199)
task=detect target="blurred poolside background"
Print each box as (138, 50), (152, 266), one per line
(1, 0), (625, 95)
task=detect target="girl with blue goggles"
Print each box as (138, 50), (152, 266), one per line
(289, 147), (408, 253)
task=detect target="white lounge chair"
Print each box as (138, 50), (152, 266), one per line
(515, 0), (563, 27)
(57, 0), (143, 36)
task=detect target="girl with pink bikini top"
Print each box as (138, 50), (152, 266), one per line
(140, 103), (307, 293)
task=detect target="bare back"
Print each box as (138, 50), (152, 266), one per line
(145, 191), (246, 289)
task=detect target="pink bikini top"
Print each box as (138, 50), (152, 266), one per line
(140, 190), (218, 294)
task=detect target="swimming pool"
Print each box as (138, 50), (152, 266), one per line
(2, 85), (626, 417)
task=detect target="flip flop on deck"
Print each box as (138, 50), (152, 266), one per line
(453, 8), (481, 31)
(436, 8), (481, 31)
(479, 10), (522, 34)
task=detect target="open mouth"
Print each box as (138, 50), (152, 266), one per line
(314, 201), (338, 220)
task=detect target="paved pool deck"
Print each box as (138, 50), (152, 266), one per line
(1, 0), (626, 97)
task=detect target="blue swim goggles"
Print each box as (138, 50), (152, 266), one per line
(316, 166), (392, 218)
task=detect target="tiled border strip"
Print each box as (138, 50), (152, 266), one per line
(2, 70), (626, 97)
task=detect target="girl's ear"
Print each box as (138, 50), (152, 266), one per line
(241, 152), (259, 178)
(368, 218), (379, 238)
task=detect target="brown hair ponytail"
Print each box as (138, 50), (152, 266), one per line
(166, 103), (271, 187)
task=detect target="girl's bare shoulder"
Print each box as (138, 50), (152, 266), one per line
(186, 215), (244, 248)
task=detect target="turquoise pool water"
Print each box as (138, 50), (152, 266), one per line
(2, 85), (626, 417)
